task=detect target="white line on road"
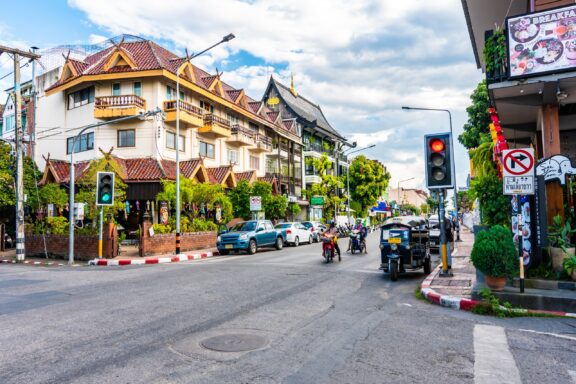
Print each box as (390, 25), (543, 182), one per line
(518, 328), (576, 342)
(568, 370), (576, 383)
(474, 324), (521, 384)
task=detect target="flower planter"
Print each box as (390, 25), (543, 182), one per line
(550, 247), (574, 273)
(485, 275), (507, 291)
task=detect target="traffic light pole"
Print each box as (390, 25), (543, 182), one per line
(438, 190), (452, 277)
(98, 206), (104, 259)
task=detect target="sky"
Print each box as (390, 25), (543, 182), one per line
(0, 0), (483, 198)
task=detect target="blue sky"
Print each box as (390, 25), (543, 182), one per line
(0, 0), (484, 197)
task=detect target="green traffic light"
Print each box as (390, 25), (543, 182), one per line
(101, 193), (111, 202)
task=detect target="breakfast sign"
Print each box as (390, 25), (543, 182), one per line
(507, 5), (576, 79)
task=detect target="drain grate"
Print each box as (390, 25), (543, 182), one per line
(200, 334), (268, 352)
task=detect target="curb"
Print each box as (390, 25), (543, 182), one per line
(420, 267), (576, 318)
(0, 259), (70, 266)
(87, 251), (219, 266)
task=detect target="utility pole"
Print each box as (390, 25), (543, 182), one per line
(0, 45), (41, 262)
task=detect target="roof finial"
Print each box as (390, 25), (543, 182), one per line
(290, 73), (298, 97)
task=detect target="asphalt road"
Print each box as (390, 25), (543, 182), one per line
(0, 232), (575, 384)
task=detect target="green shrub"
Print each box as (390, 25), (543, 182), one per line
(470, 225), (517, 277)
(564, 255), (576, 276)
(46, 217), (69, 235)
(152, 223), (173, 234)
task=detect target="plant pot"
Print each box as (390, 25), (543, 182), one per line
(550, 247), (574, 273)
(485, 275), (507, 291)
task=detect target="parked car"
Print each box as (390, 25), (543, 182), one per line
(217, 220), (287, 255)
(427, 215), (453, 251)
(301, 221), (323, 242)
(275, 222), (313, 246)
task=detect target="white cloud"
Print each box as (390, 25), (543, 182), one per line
(66, 0), (482, 195)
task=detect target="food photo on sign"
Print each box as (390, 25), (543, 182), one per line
(507, 5), (576, 78)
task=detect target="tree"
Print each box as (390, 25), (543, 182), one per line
(287, 202), (301, 221)
(420, 203), (430, 215)
(457, 191), (472, 212)
(347, 155), (391, 217)
(38, 183), (68, 209)
(458, 80), (492, 150)
(400, 203), (421, 216)
(228, 180), (252, 219)
(266, 194), (288, 221)
(469, 173), (510, 226)
(307, 154), (343, 221)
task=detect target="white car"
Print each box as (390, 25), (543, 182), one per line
(275, 222), (313, 246)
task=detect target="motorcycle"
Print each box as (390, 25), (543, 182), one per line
(321, 236), (339, 263)
(349, 229), (366, 254)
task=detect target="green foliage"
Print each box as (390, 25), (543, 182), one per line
(0, 143), (42, 211)
(426, 196), (439, 214)
(548, 214), (576, 251)
(457, 191), (472, 211)
(266, 194), (288, 220)
(400, 203), (420, 216)
(469, 174), (510, 226)
(288, 202), (301, 219)
(152, 223), (173, 234)
(306, 154), (342, 221)
(483, 29), (507, 77)
(471, 225), (517, 277)
(228, 180), (252, 219)
(472, 288), (562, 317)
(38, 183), (68, 208)
(458, 80), (492, 150)
(420, 203), (429, 215)
(46, 216), (69, 235)
(152, 218), (217, 234)
(471, 142), (497, 178)
(563, 255), (576, 276)
(347, 155), (390, 218)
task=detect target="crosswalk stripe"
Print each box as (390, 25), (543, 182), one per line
(474, 324), (521, 384)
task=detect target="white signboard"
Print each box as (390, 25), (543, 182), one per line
(250, 196), (262, 211)
(504, 176), (535, 195)
(502, 149), (535, 195)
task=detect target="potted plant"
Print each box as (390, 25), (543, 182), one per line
(470, 225), (517, 291)
(548, 214), (576, 273)
(564, 255), (576, 281)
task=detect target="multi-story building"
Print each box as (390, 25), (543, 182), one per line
(1, 81), (33, 156)
(35, 35), (303, 223)
(261, 77), (352, 219)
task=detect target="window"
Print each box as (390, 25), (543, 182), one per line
(118, 129), (135, 147)
(228, 113), (238, 125)
(4, 115), (14, 132)
(199, 141), (215, 158)
(67, 132), (94, 154)
(166, 85), (172, 100)
(250, 155), (260, 170)
(112, 83), (121, 96)
(67, 86), (95, 109)
(249, 122), (259, 132)
(133, 82), (142, 97)
(200, 100), (213, 112)
(166, 132), (184, 151)
(227, 149), (238, 164)
(179, 91), (184, 101)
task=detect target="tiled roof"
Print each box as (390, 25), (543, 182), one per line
(234, 170), (256, 183)
(270, 78), (344, 140)
(247, 101), (262, 114)
(46, 159), (90, 183)
(69, 58), (88, 75)
(226, 89), (243, 102)
(121, 158), (166, 181)
(159, 158), (203, 180)
(266, 111), (279, 122)
(258, 175), (276, 184)
(207, 166), (233, 185)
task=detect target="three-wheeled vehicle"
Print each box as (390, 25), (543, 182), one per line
(379, 216), (431, 281)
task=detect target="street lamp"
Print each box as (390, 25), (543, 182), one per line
(174, 33), (235, 255)
(397, 177), (415, 211)
(402, 105), (460, 241)
(345, 144), (376, 224)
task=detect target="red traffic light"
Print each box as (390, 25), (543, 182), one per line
(430, 138), (445, 152)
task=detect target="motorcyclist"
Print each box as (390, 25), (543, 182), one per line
(348, 218), (367, 252)
(322, 221), (341, 261)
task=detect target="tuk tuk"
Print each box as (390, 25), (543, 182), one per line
(379, 216), (431, 281)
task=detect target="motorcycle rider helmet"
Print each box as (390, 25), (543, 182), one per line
(356, 218), (362, 223)
(328, 220), (335, 227)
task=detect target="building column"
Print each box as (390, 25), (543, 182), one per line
(539, 104), (564, 223)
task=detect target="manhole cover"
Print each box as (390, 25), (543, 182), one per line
(200, 333), (268, 352)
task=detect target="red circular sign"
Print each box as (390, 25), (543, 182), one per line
(503, 149), (534, 176)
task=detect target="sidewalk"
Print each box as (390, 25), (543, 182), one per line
(419, 227), (576, 317)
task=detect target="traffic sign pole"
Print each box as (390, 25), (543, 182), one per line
(517, 209), (524, 293)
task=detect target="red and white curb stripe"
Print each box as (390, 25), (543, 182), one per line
(88, 251), (219, 266)
(420, 266), (576, 317)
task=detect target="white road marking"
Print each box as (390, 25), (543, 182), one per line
(474, 324), (521, 384)
(518, 328), (576, 342)
(568, 370), (576, 383)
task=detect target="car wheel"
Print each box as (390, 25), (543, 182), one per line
(424, 257), (431, 274)
(219, 250), (230, 255)
(248, 239), (257, 255)
(390, 260), (398, 282)
(275, 236), (284, 250)
(294, 236), (299, 247)
(309, 236), (313, 244)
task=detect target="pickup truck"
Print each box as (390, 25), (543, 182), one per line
(217, 220), (287, 255)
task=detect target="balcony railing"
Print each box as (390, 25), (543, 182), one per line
(95, 95), (146, 109)
(204, 114), (230, 128)
(231, 124), (254, 138)
(163, 100), (204, 118)
(198, 113), (231, 137)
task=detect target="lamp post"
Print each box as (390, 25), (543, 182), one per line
(402, 105), (460, 241)
(344, 144), (376, 224)
(397, 177), (415, 213)
(174, 33), (235, 254)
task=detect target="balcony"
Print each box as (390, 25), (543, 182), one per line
(305, 174), (322, 185)
(228, 124), (256, 146)
(250, 134), (272, 153)
(94, 95), (146, 119)
(163, 100), (204, 127)
(198, 113), (231, 138)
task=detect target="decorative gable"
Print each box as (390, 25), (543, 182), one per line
(103, 48), (137, 71)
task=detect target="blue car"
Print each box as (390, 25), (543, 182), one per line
(217, 220), (286, 255)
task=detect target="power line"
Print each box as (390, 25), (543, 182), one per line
(0, 60), (31, 81)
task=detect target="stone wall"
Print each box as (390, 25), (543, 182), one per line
(140, 219), (216, 256)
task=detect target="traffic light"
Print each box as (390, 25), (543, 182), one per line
(96, 172), (115, 206)
(424, 133), (454, 189)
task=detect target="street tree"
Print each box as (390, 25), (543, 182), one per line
(458, 80), (492, 150)
(307, 154), (343, 221)
(228, 180), (252, 219)
(346, 155), (391, 217)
